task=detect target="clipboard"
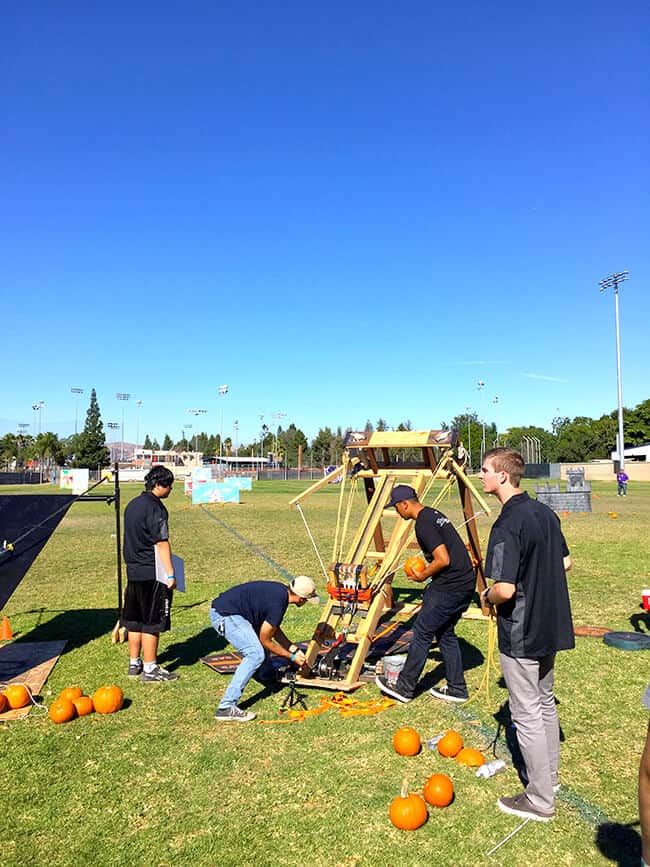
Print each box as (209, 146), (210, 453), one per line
(154, 548), (186, 592)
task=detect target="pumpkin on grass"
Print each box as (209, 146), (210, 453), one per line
(49, 698), (76, 724)
(389, 778), (428, 830)
(72, 695), (94, 716)
(456, 747), (485, 767)
(404, 556), (425, 577)
(3, 683), (31, 709)
(0, 693), (8, 714)
(392, 726), (421, 756)
(437, 729), (464, 758)
(92, 685), (123, 714)
(423, 773), (454, 808)
(59, 686), (83, 702)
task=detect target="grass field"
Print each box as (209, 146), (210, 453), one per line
(1, 477), (648, 866)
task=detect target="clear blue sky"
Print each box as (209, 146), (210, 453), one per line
(2, 1), (648, 447)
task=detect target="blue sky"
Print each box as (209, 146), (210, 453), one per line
(1, 1), (648, 447)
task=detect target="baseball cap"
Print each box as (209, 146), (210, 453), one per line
(289, 575), (320, 603)
(385, 484), (418, 508)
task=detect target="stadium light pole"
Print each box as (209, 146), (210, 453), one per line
(71, 387), (84, 435)
(115, 393), (131, 461)
(477, 380), (486, 465)
(272, 411), (286, 467)
(599, 271), (628, 470)
(465, 406), (472, 471)
(135, 399), (143, 449)
(492, 395), (499, 446)
(218, 385), (229, 463)
(233, 420), (239, 458)
(187, 408), (207, 455)
(107, 421), (120, 464)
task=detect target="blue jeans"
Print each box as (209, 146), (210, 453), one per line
(210, 609), (276, 709)
(396, 584), (473, 697)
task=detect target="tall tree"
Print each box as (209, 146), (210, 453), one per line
(143, 434), (153, 449)
(162, 434), (173, 450)
(152, 438), (160, 450)
(73, 388), (109, 468)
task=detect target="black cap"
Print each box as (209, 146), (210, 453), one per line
(386, 484), (418, 508)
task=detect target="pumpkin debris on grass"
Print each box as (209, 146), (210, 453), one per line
(437, 729), (464, 758)
(423, 773), (454, 808)
(392, 726), (422, 756)
(389, 778), (428, 830)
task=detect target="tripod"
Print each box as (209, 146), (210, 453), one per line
(280, 673), (308, 712)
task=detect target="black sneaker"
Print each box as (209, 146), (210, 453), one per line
(139, 665), (178, 683)
(214, 706), (256, 722)
(375, 674), (411, 703)
(127, 661), (143, 677)
(429, 685), (468, 703)
(498, 792), (554, 822)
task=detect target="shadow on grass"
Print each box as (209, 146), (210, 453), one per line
(159, 627), (227, 672)
(630, 609), (649, 633)
(9, 607), (118, 651)
(416, 636), (485, 697)
(595, 821), (641, 866)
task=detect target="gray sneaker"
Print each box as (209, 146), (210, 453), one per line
(139, 665), (178, 683)
(498, 792), (554, 822)
(127, 661), (143, 677)
(214, 706), (256, 723)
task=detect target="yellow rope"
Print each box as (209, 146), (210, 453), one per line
(336, 474), (358, 563)
(332, 462), (349, 563)
(465, 613), (501, 710)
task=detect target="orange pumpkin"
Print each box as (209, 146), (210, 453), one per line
(60, 686), (83, 702)
(72, 695), (94, 716)
(404, 556), (425, 577)
(3, 683), (31, 709)
(392, 726), (421, 756)
(437, 729), (464, 758)
(389, 779), (428, 830)
(92, 685), (123, 714)
(49, 697), (76, 724)
(456, 747), (485, 767)
(0, 693), (8, 714)
(423, 773), (454, 808)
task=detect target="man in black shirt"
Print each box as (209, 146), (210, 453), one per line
(480, 447), (574, 823)
(122, 465), (178, 683)
(375, 485), (475, 704)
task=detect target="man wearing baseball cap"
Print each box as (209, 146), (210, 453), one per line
(376, 485), (475, 704)
(209, 575), (319, 722)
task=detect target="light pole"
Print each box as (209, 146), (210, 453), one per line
(71, 387), (84, 435)
(465, 406), (472, 471)
(492, 395), (499, 446)
(107, 421), (120, 464)
(187, 408), (207, 455)
(135, 399), (143, 449)
(218, 385), (229, 463)
(272, 411), (286, 467)
(115, 393), (131, 461)
(599, 270), (629, 470)
(477, 380), (486, 465)
(259, 414), (265, 459)
(182, 425), (192, 452)
(32, 400), (45, 436)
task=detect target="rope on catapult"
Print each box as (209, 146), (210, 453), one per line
(294, 502), (329, 582)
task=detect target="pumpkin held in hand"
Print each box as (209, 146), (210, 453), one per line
(59, 686), (83, 702)
(72, 695), (94, 716)
(437, 729), (464, 758)
(3, 684), (31, 709)
(49, 698), (76, 724)
(456, 747), (485, 767)
(404, 556), (425, 577)
(423, 773), (454, 808)
(392, 726), (421, 756)
(92, 685), (123, 715)
(389, 779), (428, 830)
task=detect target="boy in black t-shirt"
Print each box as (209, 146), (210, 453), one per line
(122, 465), (178, 683)
(376, 485), (475, 705)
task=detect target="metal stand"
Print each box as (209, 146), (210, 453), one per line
(279, 673), (308, 712)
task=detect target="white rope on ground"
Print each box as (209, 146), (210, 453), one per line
(295, 503), (329, 582)
(485, 817), (531, 856)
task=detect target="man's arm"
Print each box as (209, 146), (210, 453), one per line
(155, 540), (176, 589)
(259, 621), (306, 666)
(482, 580), (516, 606)
(410, 544), (450, 583)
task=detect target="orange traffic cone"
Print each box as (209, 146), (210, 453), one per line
(0, 616), (13, 640)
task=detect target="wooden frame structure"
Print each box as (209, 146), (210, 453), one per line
(288, 429), (492, 691)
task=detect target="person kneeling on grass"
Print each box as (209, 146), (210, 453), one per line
(210, 576), (319, 722)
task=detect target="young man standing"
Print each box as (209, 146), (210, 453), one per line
(375, 485), (475, 704)
(122, 465), (178, 683)
(480, 448), (574, 822)
(210, 575), (319, 722)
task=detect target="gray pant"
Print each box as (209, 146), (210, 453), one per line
(500, 652), (559, 812)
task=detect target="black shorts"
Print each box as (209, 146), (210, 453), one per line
(122, 580), (173, 634)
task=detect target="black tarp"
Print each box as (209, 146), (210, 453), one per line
(0, 495), (77, 611)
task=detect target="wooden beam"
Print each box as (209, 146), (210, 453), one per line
(288, 464), (345, 506)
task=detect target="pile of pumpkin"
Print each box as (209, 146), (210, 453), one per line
(0, 683), (33, 713)
(48, 685), (124, 723)
(389, 726), (486, 830)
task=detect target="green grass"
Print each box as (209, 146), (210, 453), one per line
(1, 478), (648, 866)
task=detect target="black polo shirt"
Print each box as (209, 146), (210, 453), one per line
(123, 491), (169, 581)
(415, 507), (475, 594)
(485, 491), (574, 658)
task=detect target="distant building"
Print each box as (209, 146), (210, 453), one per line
(611, 443), (650, 462)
